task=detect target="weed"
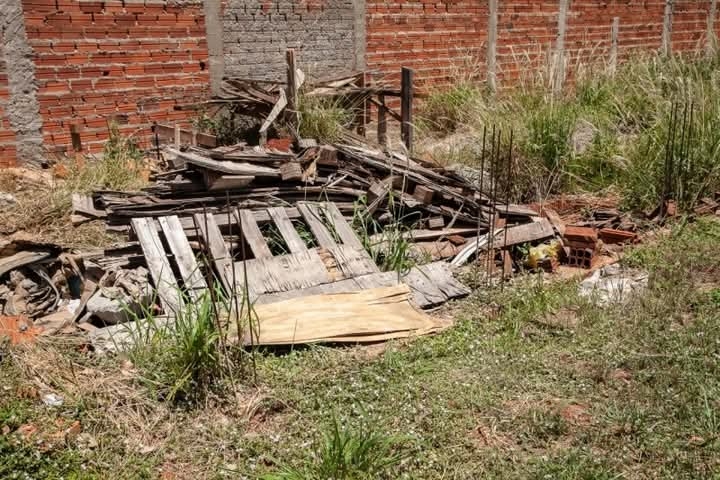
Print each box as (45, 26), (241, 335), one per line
(262, 417), (408, 480)
(419, 82), (484, 135)
(297, 96), (352, 142)
(128, 290), (233, 403)
(352, 195), (417, 273)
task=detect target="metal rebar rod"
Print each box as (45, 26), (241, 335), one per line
(501, 129), (514, 290)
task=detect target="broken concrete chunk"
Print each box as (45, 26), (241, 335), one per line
(86, 267), (152, 326)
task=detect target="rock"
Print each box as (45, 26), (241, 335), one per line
(0, 192), (16, 207)
(86, 267), (152, 326)
(86, 290), (139, 326)
(41, 392), (64, 407)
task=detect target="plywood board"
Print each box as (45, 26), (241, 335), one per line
(233, 285), (446, 345)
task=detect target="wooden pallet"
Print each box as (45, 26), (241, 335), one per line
(131, 202), (470, 314)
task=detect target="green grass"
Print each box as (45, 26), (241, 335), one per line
(2, 213), (719, 478)
(418, 53), (720, 207)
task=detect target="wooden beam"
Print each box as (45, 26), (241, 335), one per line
(400, 67), (414, 152)
(661, 0), (674, 56)
(610, 17), (619, 76)
(708, 0), (718, 57)
(553, 0), (569, 95)
(377, 93), (387, 146)
(286, 48), (298, 132)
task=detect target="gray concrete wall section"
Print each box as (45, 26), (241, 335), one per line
(223, 0), (358, 81)
(0, 0), (44, 165)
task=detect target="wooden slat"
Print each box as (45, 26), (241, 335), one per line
(322, 202), (364, 250)
(192, 213), (232, 290)
(407, 262), (470, 306)
(267, 207), (307, 253)
(320, 245), (380, 279)
(159, 216), (207, 300)
(230, 250), (331, 300)
(131, 217), (182, 314)
(297, 202), (338, 248)
(236, 209), (273, 259)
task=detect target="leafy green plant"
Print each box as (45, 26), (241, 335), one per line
(262, 417), (408, 480)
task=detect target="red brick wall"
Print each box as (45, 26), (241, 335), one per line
(366, 0), (489, 86)
(366, 0), (716, 89)
(497, 0), (557, 85)
(23, 0), (210, 155)
(0, 53), (16, 167)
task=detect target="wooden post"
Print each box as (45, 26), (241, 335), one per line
(553, 0), (569, 95)
(174, 124), (181, 148)
(487, 0), (498, 93)
(286, 49), (298, 132)
(356, 72), (367, 136)
(708, 0), (718, 57)
(377, 93), (388, 147)
(609, 17), (619, 76)
(400, 67), (414, 152)
(661, 0), (674, 56)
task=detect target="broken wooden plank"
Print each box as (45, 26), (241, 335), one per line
(192, 213), (232, 291)
(203, 170), (254, 191)
(321, 202), (364, 250)
(131, 217), (182, 314)
(167, 148), (280, 177)
(267, 207), (307, 253)
(71, 194), (107, 225)
(235, 209), (273, 259)
(230, 249), (331, 300)
(297, 202), (338, 248)
(412, 184), (434, 204)
(259, 89), (287, 136)
(319, 245), (380, 280)
(0, 251), (51, 278)
(427, 216), (445, 229)
(158, 215), (208, 300)
(279, 162), (303, 181)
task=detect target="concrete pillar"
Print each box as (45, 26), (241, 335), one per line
(553, 0), (569, 95)
(0, 0), (44, 166)
(487, 0), (498, 93)
(661, 0), (674, 56)
(203, 0), (225, 96)
(353, 0), (366, 71)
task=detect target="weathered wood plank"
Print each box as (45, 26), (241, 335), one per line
(230, 250), (331, 300)
(192, 213), (232, 290)
(320, 245), (379, 279)
(0, 251), (51, 278)
(297, 202), (338, 248)
(236, 209), (273, 259)
(322, 202), (364, 250)
(131, 217), (182, 314)
(267, 207), (307, 253)
(158, 215), (207, 300)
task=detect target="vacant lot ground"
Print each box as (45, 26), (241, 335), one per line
(2, 217), (719, 479)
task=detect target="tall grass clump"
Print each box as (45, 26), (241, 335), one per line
(128, 289), (236, 403)
(352, 194), (417, 274)
(419, 82), (485, 135)
(620, 55), (720, 211)
(297, 96), (352, 142)
(262, 418), (408, 480)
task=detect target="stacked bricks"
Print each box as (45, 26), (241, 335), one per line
(0, 55), (15, 167)
(366, 0), (489, 86)
(22, 0), (210, 155)
(223, 0), (358, 81)
(563, 226), (598, 269)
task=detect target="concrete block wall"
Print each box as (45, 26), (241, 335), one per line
(222, 0), (362, 81)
